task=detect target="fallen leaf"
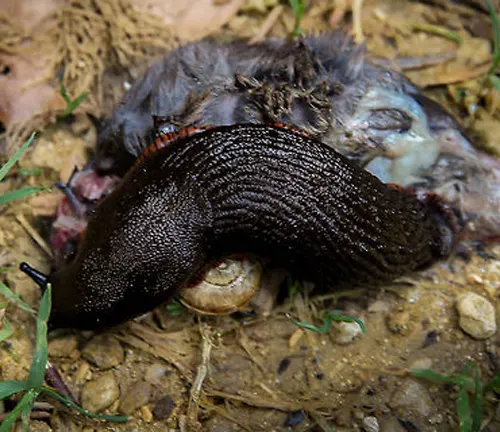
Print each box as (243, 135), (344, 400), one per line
(0, 51), (65, 127)
(133, 0), (245, 42)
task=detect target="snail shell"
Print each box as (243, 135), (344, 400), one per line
(179, 257), (262, 315)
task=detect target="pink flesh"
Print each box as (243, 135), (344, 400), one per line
(50, 168), (120, 267)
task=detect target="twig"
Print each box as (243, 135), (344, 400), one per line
(329, 0), (348, 28)
(16, 213), (53, 258)
(237, 327), (266, 372)
(257, 382), (278, 400)
(412, 23), (463, 45)
(250, 5), (284, 44)
(352, 0), (364, 43)
(197, 398), (253, 432)
(205, 389), (305, 411)
(186, 322), (214, 426)
(419, 62), (492, 87)
(370, 51), (457, 71)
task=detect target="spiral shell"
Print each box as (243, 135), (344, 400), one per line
(179, 257), (262, 315)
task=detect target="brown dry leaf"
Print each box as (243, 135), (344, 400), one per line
(0, 51), (65, 128)
(0, 1), (65, 128)
(1, 0), (63, 32)
(133, 0), (245, 42)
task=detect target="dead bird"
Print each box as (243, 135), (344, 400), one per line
(95, 33), (499, 240)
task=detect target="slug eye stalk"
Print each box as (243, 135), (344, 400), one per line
(20, 262), (49, 289)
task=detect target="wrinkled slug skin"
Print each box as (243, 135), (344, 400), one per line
(48, 124), (455, 329)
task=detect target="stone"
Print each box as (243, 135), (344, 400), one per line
(153, 395), (176, 420)
(48, 335), (78, 357)
(368, 300), (390, 313)
(119, 381), (152, 415)
(332, 321), (363, 345)
(456, 292), (496, 339)
(362, 416), (380, 432)
(81, 373), (120, 413)
(145, 363), (168, 385)
(81, 334), (124, 369)
(387, 311), (412, 335)
(409, 358), (432, 370)
(389, 379), (433, 417)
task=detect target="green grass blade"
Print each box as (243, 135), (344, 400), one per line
(324, 310), (367, 334)
(59, 83), (71, 105)
(489, 74), (500, 92)
(457, 383), (472, 432)
(0, 317), (13, 343)
(291, 318), (331, 334)
(26, 285), (51, 391)
(0, 186), (50, 206)
(289, 0), (305, 36)
(59, 83), (88, 118)
(0, 381), (26, 400)
(487, 0), (500, 74)
(41, 386), (129, 422)
(483, 374), (500, 393)
(21, 396), (35, 432)
(412, 23), (462, 45)
(0, 281), (35, 313)
(410, 369), (471, 387)
(462, 360), (474, 376)
(287, 279), (300, 297)
(0, 389), (38, 432)
(37, 284), (51, 323)
(17, 168), (42, 176)
(0, 133), (36, 182)
(0, 267), (15, 274)
(166, 299), (183, 316)
(292, 310), (366, 335)
(471, 367), (483, 432)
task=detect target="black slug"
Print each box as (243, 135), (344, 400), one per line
(21, 124), (456, 330)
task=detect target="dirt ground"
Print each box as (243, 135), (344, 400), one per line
(0, 0), (499, 431)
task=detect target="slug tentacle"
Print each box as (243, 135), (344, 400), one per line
(25, 124), (456, 330)
(19, 262), (48, 289)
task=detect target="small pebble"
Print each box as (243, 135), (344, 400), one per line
(362, 416), (380, 432)
(119, 381), (152, 415)
(332, 321), (363, 345)
(456, 292), (496, 339)
(82, 334), (124, 369)
(74, 360), (91, 384)
(428, 413), (443, 424)
(387, 311), (412, 335)
(465, 273), (484, 285)
(422, 330), (439, 348)
(288, 328), (304, 349)
(368, 300), (390, 313)
(48, 335), (79, 357)
(409, 358), (433, 370)
(285, 410), (306, 427)
(390, 379), (433, 416)
(81, 373), (120, 413)
(145, 363), (169, 385)
(153, 395), (176, 420)
(141, 405), (154, 423)
(277, 358), (291, 375)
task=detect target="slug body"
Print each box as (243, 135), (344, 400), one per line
(43, 124), (455, 329)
